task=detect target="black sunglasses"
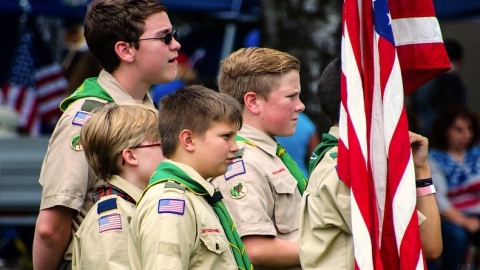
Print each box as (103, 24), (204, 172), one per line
(137, 30), (178, 45)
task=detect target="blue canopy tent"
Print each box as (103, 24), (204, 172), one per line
(0, 0), (478, 20)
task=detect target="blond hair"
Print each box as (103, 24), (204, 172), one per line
(80, 103), (159, 181)
(218, 47), (300, 106)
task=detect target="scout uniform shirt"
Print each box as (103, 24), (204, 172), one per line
(128, 160), (238, 270)
(299, 126), (427, 270)
(38, 70), (154, 260)
(212, 124), (302, 270)
(72, 175), (141, 269)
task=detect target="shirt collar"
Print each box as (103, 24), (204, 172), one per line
(238, 124), (278, 157)
(164, 159), (216, 196)
(108, 175), (143, 202)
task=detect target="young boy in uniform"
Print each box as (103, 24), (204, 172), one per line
(72, 103), (163, 269)
(33, 0), (181, 268)
(299, 58), (442, 269)
(212, 47), (305, 269)
(128, 85), (252, 270)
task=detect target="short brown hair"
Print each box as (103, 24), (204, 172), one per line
(84, 0), (167, 73)
(218, 47), (300, 106)
(158, 85), (243, 157)
(80, 103), (159, 181)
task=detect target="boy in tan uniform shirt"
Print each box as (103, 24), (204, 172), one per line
(32, 0), (181, 268)
(299, 58), (442, 269)
(128, 85), (252, 270)
(211, 47), (306, 269)
(72, 104), (163, 269)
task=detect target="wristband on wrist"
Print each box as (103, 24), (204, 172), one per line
(416, 185), (436, 197)
(416, 177), (433, 188)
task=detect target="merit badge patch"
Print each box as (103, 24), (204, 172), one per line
(70, 133), (82, 151)
(98, 213), (122, 233)
(230, 181), (247, 199)
(72, 111), (92, 126)
(158, 198), (185, 215)
(224, 160), (246, 181)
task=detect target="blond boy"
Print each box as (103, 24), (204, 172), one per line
(72, 103), (163, 269)
(212, 47), (305, 269)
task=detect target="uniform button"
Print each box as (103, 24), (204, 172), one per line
(216, 243), (219, 250)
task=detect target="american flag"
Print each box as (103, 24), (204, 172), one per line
(0, 17), (67, 136)
(158, 198), (185, 215)
(338, 0), (449, 269)
(98, 214), (122, 233)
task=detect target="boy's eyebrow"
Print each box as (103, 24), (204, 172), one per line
(153, 28), (173, 36)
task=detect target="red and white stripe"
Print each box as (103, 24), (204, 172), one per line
(339, 0), (450, 269)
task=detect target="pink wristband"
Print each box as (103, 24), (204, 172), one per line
(416, 185), (436, 197)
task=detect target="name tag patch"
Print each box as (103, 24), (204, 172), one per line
(158, 198), (185, 215)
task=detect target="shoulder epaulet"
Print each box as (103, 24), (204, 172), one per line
(233, 148), (244, 158)
(81, 99), (107, 113)
(97, 197), (117, 214)
(164, 181), (186, 191)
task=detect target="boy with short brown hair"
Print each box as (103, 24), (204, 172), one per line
(129, 85), (252, 270)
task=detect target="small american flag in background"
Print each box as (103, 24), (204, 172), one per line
(98, 214), (122, 233)
(158, 198), (185, 215)
(0, 17), (67, 136)
(339, 0), (449, 268)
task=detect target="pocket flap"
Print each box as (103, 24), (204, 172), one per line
(271, 174), (297, 194)
(200, 234), (228, 255)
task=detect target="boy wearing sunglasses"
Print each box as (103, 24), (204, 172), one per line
(72, 103), (163, 269)
(32, 0), (180, 269)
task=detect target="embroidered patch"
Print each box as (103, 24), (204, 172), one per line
(224, 160), (246, 180)
(158, 199), (185, 215)
(72, 111), (92, 126)
(230, 181), (247, 199)
(201, 228), (221, 234)
(98, 214), (122, 233)
(70, 133), (82, 151)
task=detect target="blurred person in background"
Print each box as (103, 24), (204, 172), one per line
(428, 106), (480, 270)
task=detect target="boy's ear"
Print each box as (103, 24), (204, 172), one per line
(114, 41), (135, 63)
(179, 129), (195, 152)
(244, 91), (261, 115)
(121, 148), (138, 166)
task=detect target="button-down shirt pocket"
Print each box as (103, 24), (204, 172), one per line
(200, 233), (228, 255)
(270, 174), (299, 233)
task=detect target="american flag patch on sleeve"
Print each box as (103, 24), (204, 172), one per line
(98, 214), (122, 233)
(72, 111), (92, 126)
(224, 160), (246, 180)
(158, 199), (185, 215)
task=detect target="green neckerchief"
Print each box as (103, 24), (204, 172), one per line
(59, 77), (114, 111)
(308, 133), (338, 175)
(236, 135), (307, 195)
(147, 162), (253, 270)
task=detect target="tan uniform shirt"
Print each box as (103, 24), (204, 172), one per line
(299, 127), (426, 270)
(211, 124), (302, 270)
(128, 160), (237, 270)
(72, 175), (141, 269)
(38, 70), (153, 260)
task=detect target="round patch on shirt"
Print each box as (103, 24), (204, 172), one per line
(70, 133), (83, 151)
(230, 181), (247, 199)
